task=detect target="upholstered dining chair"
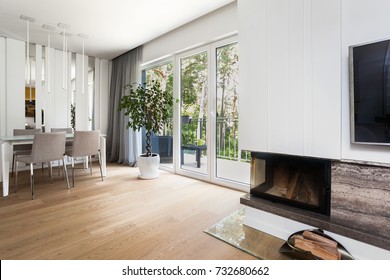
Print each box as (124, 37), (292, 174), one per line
(14, 132), (70, 199)
(51, 127), (73, 151)
(51, 128), (73, 133)
(65, 130), (103, 187)
(12, 128), (41, 177)
(51, 127), (73, 175)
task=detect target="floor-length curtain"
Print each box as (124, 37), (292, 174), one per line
(106, 47), (142, 165)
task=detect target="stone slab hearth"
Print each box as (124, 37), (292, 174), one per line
(331, 161), (390, 242)
(241, 159), (390, 254)
(241, 194), (389, 251)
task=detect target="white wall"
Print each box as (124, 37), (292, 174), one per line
(0, 37), (6, 136)
(237, 0), (268, 152)
(34, 45), (43, 130)
(75, 53), (89, 130)
(238, 0), (342, 159)
(341, 0), (390, 163)
(238, 0), (390, 164)
(44, 46), (55, 131)
(0, 36), (110, 136)
(4, 38), (25, 135)
(94, 58), (110, 135)
(142, 1), (237, 64)
(54, 49), (71, 129)
(43, 48), (72, 132)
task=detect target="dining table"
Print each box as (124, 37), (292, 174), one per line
(0, 133), (106, 197)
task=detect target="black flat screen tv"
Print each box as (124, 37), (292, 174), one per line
(350, 39), (390, 145)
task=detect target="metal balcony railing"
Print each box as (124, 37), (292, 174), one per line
(153, 117), (251, 162)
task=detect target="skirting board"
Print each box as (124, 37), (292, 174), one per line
(243, 206), (390, 260)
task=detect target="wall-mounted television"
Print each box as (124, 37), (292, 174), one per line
(350, 39), (390, 145)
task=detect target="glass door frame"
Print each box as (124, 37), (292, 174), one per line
(173, 35), (248, 191)
(210, 36), (248, 191)
(174, 45), (211, 182)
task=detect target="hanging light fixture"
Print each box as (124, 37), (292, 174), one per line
(42, 24), (56, 94)
(78, 33), (88, 94)
(20, 15), (35, 102)
(58, 22), (70, 90)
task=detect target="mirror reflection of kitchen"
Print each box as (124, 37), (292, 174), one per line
(25, 86), (36, 129)
(25, 42), (36, 129)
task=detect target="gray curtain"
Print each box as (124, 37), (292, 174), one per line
(106, 47), (142, 165)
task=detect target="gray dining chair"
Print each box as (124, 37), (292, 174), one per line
(65, 130), (103, 187)
(12, 128), (41, 177)
(51, 127), (73, 151)
(14, 132), (70, 199)
(51, 128), (73, 175)
(51, 128), (73, 133)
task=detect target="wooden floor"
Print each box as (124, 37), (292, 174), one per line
(0, 163), (256, 260)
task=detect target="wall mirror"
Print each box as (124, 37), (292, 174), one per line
(25, 42), (36, 129)
(24, 42), (95, 132)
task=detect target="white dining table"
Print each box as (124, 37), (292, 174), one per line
(0, 133), (106, 197)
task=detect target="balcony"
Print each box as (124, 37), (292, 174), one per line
(145, 117), (250, 184)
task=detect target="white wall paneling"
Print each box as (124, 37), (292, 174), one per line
(237, 0), (268, 152)
(44, 48), (72, 132)
(66, 52), (72, 129)
(0, 37), (6, 136)
(0, 35), (110, 139)
(286, 0), (305, 155)
(267, 0), (290, 154)
(94, 58), (109, 135)
(267, 0), (307, 155)
(35, 44), (42, 130)
(303, 0), (313, 156)
(6, 38), (25, 135)
(75, 53), (89, 130)
(52, 49), (69, 129)
(100, 59), (110, 135)
(44, 46), (55, 132)
(94, 58), (101, 130)
(238, 0), (341, 159)
(308, 0), (341, 159)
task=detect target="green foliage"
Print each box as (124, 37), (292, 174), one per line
(216, 43), (239, 152)
(144, 63), (174, 136)
(71, 104), (76, 131)
(118, 80), (174, 156)
(180, 52), (208, 117)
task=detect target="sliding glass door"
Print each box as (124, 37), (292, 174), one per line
(215, 42), (250, 184)
(174, 37), (249, 188)
(140, 37), (249, 189)
(179, 50), (208, 175)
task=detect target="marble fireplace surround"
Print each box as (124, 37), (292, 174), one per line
(241, 159), (390, 253)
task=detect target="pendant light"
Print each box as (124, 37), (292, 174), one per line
(78, 33), (88, 94)
(58, 23), (70, 90)
(20, 15), (35, 101)
(42, 24), (56, 94)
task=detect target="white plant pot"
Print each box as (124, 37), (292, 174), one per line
(137, 153), (160, 179)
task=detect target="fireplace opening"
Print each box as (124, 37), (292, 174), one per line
(250, 152), (331, 216)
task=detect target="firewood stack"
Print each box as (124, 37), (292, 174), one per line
(290, 230), (341, 260)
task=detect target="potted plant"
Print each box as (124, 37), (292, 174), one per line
(70, 103), (76, 131)
(118, 80), (173, 179)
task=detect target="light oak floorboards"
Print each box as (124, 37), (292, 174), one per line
(0, 163), (256, 260)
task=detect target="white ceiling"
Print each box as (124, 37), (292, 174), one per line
(0, 0), (234, 60)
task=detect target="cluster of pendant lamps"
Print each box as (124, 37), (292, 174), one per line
(20, 14), (87, 99)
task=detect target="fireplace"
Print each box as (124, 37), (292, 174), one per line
(250, 152), (331, 216)
(243, 152), (390, 255)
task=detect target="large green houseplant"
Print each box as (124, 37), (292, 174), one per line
(118, 80), (173, 178)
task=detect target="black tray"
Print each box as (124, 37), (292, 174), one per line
(279, 228), (354, 260)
